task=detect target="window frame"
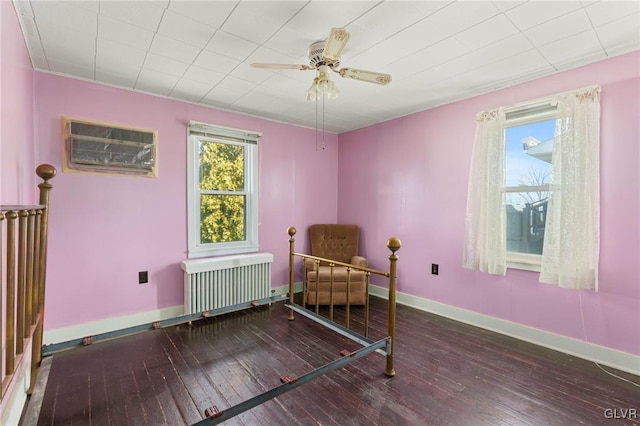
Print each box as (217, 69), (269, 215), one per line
(503, 103), (557, 271)
(186, 122), (260, 258)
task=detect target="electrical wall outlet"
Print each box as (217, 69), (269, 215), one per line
(431, 264), (439, 275)
(138, 271), (148, 284)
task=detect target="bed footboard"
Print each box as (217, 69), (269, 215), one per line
(286, 226), (401, 377)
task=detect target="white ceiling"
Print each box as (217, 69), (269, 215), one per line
(12, 0), (640, 133)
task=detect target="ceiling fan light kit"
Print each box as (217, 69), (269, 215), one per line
(306, 65), (340, 101)
(251, 27), (392, 101)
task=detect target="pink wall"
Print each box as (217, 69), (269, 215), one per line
(338, 51), (640, 356)
(35, 73), (338, 330)
(1, 0), (36, 204)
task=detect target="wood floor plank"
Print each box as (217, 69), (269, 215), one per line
(34, 298), (640, 426)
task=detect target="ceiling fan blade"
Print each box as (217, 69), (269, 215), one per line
(251, 63), (311, 71)
(322, 28), (350, 62)
(337, 68), (392, 85)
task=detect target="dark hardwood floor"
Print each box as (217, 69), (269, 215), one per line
(27, 297), (639, 425)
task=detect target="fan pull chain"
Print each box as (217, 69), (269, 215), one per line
(322, 94), (326, 150)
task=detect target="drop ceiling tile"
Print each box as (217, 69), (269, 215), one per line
(62, 0), (99, 13)
(537, 30), (605, 68)
(284, 1), (377, 38)
(183, 65), (226, 86)
(31, 1), (97, 36)
(96, 38), (146, 75)
(455, 14), (520, 50)
(505, 1), (583, 31)
(586, 1), (640, 27)
(168, 1), (237, 28)
(383, 38), (466, 79)
(231, 62), (276, 85)
(204, 31), (258, 61)
(596, 12), (640, 54)
(97, 15), (155, 51)
(263, 26), (317, 59)
(491, 1), (526, 13)
(438, 33), (534, 77)
(216, 75), (258, 94)
(221, 1), (306, 44)
(524, 9), (593, 47)
(39, 27), (96, 69)
(95, 69), (138, 88)
(260, 73), (309, 93)
(135, 68), (180, 96)
(150, 34), (201, 64)
(170, 78), (214, 103)
(193, 50), (240, 74)
(143, 53), (190, 77)
(201, 86), (245, 108)
(48, 59), (94, 80)
(422, 1), (502, 38)
(351, 1), (501, 68)
(99, 1), (166, 32)
(345, 1), (452, 54)
(157, 10), (216, 48)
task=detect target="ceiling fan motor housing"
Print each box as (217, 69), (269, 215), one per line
(308, 40), (340, 68)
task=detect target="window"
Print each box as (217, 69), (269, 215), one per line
(62, 117), (157, 177)
(187, 121), (260, 258)
(463, 86), (601, 289)
(504, 105), (556, 271)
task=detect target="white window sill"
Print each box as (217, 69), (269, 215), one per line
(507, 253), (541, 272)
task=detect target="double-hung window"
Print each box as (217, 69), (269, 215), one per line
(187, 121), (260, 258)
(464, 86), (601, 289)
(504, 104), (557, 271)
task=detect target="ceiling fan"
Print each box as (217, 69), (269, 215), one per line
(251, 28), (392, 100)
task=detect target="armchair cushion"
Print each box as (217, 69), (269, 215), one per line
(305, 224), (368, 306)
(309, 224), (362, 265)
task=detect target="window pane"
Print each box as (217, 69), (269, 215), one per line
(506, 192), (548, 255)
(200, 194), (246, 243)
(505, 119), (554, 255)
(198, 141), (244, 191)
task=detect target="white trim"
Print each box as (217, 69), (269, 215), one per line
(188, 120), (261, 141)
(369, 285), (640, 376)
(271, 281), (304, 297)
(181, 252), (273, 274)
(42, 305), (184, 345)
(502, 84), (600, 114)
(186, 133), (259, 259)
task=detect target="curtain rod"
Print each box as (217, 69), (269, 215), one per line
(502, 84), (601, 113)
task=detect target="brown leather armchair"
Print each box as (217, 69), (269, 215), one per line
(304, 224), (368, 305)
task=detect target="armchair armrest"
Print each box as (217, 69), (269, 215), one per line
(350, 256), (368, 268)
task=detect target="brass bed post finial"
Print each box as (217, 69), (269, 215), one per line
(384, 236), (401, 377)
(287, 227), (297, 321)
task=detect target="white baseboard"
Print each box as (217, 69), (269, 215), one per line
(271, 281), (303, 297)
(369, 285), (640, 376)
(43, 305), (184, 346)
(41, 286), (302, 346)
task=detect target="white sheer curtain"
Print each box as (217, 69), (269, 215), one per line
(540, 87), (601, 290)
(463, 109), (507, 275)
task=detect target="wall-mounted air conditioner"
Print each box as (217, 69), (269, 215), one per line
(62, 117), (158, 177)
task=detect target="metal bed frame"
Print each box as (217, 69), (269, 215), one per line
(192, 226), (401, 425)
